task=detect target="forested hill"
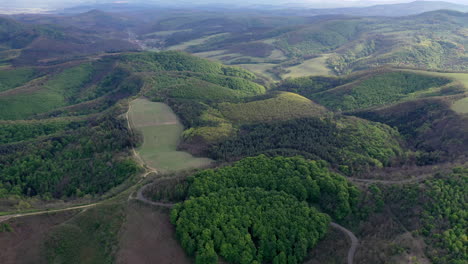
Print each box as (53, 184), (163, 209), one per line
(0, 15), (138, 66)
(0, 51), (263, 200)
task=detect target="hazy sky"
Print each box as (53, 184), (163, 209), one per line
(3, 0), (468, 9)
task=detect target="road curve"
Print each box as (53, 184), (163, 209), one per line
(134, 182), (360, 264)
(135, 182), (175, 208)
(330, 222), (359, 264)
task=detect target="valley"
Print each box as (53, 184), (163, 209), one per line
(0, 2), (467, 264)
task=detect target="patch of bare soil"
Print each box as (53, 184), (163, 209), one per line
(0, 210), (78, 264)
(305, 227), (348, 264)
(354, 211), (430, 264)
(116, 201), (191, 264)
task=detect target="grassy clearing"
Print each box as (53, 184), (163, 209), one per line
(129, 98), (212, 172)
(403, 69), (468, 114)
(0, 67), (36, 92)
(236, 63), (278, 80)
(0, 64), (93, 120)
(452, 97), (468, 113)
(283, 55), (333, 78)
(192, 49), (228, 60)
(404, 69), (468, 89)
(219, 92), (327, 124)
(167, 33), (228, 51)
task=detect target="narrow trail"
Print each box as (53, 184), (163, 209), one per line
(4, 98), (428, 264)
(0, 99), (152, 223)
(0, 203), (98, 224)
(330, 223), (359, 264)
(350, 174), (430, 185)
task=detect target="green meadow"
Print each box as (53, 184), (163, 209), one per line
(128, 98), (212, 172)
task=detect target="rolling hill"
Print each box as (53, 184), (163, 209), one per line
(0, 4), (467, 264)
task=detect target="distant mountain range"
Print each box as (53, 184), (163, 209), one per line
(56, 1), (468, 17)
(299, 0), (468, 17)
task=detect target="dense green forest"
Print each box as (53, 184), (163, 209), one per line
(172, 188), (330, 264)
(0, 120), (77, 144)
(211, 117), (403, 174)
(276, 71), (453, 111)
(0, 113), (139, 198)
(386, 167), (468, 264)
(0, 46), (466, 263)
(187, 155), (359, 219)
(0, 51), (268, 200)
(171, 155), (358, 263)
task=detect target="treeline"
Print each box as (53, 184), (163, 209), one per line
(0, 113), (139, 198)
(187, 155), (359, 219)
(0, 120), (79, 144)
(171, 155), (359, 264)
(210, 117), (403, 175)
(119, 51), (256, 80)
(277, 75), (350, 97)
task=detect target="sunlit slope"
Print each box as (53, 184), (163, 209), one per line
(128, 98), (212, 172)
(220, 92), (328, 124)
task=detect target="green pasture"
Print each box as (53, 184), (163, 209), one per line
(128, 98), (212, 172)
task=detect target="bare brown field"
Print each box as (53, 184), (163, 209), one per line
(116, 201), (191, 264)
(305, 227), (348, 264)
(0, 211), (78, 264)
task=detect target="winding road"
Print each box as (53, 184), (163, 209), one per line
(1, 98), (408, 264)
(135, 179), (359, 264)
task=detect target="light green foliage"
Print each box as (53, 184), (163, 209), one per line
(0, 67), (36, 92)
(0, 114), (139, 198)
(219, 92), (327, 124)
(0, 63), (93, 120)
(421, 168), (467, 263)
(212, 117), (404, 174)
(0, 119), (74, 144)
(171, 155), (360, 263)
(188, 155), (360, 219)
(276, 20), (363, 57)
(121, 51), (256, 79)
(337, 116), (404, 168)
(145, 73), (250, 101)
(128, 99), (212, 172)
(172, 188), (331, 264)
(309, 71), (450, 111)
(387, 168), (468, 264)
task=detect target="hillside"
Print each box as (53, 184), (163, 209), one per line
(0, 5), (467, 263)
(0, 15), (138, 66)
(129, 9), (468, 79)
(3, 6), (467, 76)
(219, 92), (327, 123)
(276, 69), (462, 111)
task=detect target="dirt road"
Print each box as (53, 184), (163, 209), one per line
(330, 223), (359, 264)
